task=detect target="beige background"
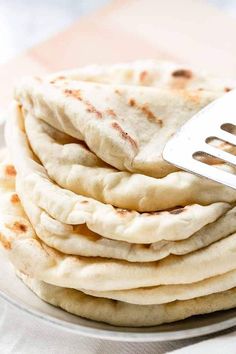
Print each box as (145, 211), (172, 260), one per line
(1, 0), (236, 109)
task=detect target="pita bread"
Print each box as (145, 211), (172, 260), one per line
(3, 60), (236, 326)
(1, 189), (236, 291)
(1, 179), (236, 303)
(6, 103), (229, 244)
(83, 269), (236, 305)
(15, 73), (226, 178)
(18, 185), (236, 262)
(23, 110), (236, 212)
(0, 174), (236, 305)
(0, 153), (16, 190)
(8, 229), (236, 291)
(0, 156), (233, 264)
(48, 60), (236, 92)
(18, 271), (236, 327)
(16, 61), (235, 177)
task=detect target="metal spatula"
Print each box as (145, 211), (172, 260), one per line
(163, 89), (236, 189)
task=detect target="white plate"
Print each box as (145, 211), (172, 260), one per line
(0, 249), (236, 342)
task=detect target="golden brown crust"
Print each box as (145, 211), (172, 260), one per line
(5, 165), (16, 177)
(111, 122), (138, 150)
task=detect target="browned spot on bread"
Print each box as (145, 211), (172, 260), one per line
(129, 99), (162, 126)
(10, 194), (20, 204)
(5, 165), (16, 177)
(129, 98), (136, 107)
(141, 105), (163, 126)
(171, 70), (193, 90)
(225, 87), (232, 92)
(64, 89), (82, 100)
(111, 122), (138, 149)
(179, 90), (201, 105)
(80, 200), (88, 204)
(169, 207), (185, 215)
(116, 209), (130, 216)
(144, 207), (185, 216)
(172, 69), (192, 79)
(6, 221), (28, 233)
(0, 233), (11, 250)
(139, 71), (148, 83)
(86, 102), (102, 118)
(55, 76), (65, 81)
(64, 89), (102, 119)
(115, 89), (121, 95)
(50, 76), (66, 84)
(106, 109), (116, 117)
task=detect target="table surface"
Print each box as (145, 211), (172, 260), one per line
(0, 0), (111, 65)
(0, 0), (236, 66)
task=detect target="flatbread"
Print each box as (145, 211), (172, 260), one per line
(48, 60), (236, 92)
(3, 60), (236, 327)
(0, 156), (234, 264)
(27, 61), (235, 178)
(18, 271), (236, 327)
(1, 154), (236, 304)
(23, 110), (236, 212)
(5, 103), (229, 244)
(83, 269), (236, 305)
(8, 229), (236, 291)
(15, 76), (224, 178)
(1, 189), (236, 291)
(1, 178), (236, 304)
(19, 185), (236, 262)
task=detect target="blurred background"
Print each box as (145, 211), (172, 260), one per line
(0, 0), (110, 64)
(1, 0), (236, 65)
(1, 0), (236, 109)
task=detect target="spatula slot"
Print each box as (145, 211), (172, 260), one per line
(205, 137), (236, 155)
(221, 123), (236, 135)
(193, 151), (224, 166)
(163, 89), (236, 189)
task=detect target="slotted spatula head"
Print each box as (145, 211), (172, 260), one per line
(163, 89), (236, 189)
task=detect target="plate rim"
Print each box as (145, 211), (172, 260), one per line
(0, 286), (236, 342)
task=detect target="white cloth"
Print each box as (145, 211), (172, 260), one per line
(170, 331), (236, 354)
(0, 298), (236, 354)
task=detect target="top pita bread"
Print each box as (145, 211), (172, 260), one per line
(15, 61), (236, 178)
(48, 60), (235, 92)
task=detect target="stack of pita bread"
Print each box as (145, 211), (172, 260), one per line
(1, 60), (236, 327)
